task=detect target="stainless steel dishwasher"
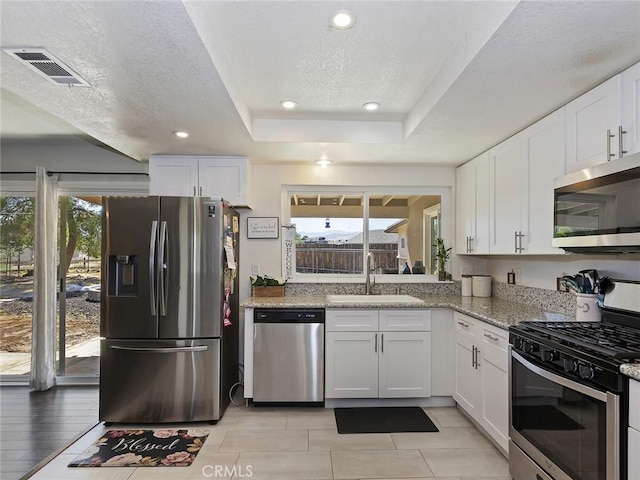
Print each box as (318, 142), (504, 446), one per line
(253, 309), (324, 403)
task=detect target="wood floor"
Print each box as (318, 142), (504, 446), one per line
(0, 385), (99, 480)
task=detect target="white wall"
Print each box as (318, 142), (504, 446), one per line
(484, 255), (640, 290)
(238, 163), (456, 300)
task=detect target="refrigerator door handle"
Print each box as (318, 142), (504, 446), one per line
(110, 345), (209, 353)
(158, 220), (168, 316)
(149, 220), (158, 316)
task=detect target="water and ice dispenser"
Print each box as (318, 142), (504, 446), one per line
(107, 255), (138, 296)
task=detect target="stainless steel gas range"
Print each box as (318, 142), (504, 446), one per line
(509, 280), (640, 480)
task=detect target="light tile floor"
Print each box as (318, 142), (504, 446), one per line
(26, 403), (511, 480)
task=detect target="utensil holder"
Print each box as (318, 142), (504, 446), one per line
(575, 293), (600, 321)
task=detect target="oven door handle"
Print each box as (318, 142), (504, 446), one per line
(512, 350), (620, 480)
(511, 350), (608, 401)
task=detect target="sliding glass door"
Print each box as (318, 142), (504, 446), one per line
(56, 196), (102, 377)
(0, 196), (36, 378)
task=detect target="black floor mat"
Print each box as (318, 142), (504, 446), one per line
(513, 405), (584, 431)
(334, 406), (439, 434)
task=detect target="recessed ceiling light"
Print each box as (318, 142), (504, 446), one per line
(173, 130), (189, 138)
(280, 100), (297, 109)
(315, 159), (333, 168)
(363, 102), (380, 111)
(329, 10), (356, 30)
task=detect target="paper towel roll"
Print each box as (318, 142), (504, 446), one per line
(472, 275), (492, 297)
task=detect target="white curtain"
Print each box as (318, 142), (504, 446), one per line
(30, 167), (59, 391)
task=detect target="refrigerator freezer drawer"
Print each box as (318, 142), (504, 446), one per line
(100, 339), (221, 423)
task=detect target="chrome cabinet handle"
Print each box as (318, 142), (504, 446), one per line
(514, 231), (524, 253)
(193, 186), (196, 196)
(469, 236), (473, 253)
(149, 220), (158, 316)
(619, 125), (627, 158)
(374, 333), (377, 353)
(199, 186), (203, 196)
(457, 320), (470, 328)
(607, 129), (615, 160)
(381, 333), (384, 353)
(484, 333), (499, 341)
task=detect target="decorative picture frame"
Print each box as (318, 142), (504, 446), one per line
(247, 217), (279, 239)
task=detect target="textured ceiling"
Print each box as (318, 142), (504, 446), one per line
(1, 0), (639, 167)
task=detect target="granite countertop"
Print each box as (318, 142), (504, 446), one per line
(621, 364), (640, 382)
(240, 294), (574, 330)
(241, 294), (640, 381)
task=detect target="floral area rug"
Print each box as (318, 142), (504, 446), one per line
(68, 428), (209, 467)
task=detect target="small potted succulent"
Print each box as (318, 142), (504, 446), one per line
(434, 237), (452, 281)
(250, 275), (287, 297)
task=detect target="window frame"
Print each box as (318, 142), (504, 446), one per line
(282, 185), (452, 283)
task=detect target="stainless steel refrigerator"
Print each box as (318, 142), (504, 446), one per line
(99, 196), (239, 424)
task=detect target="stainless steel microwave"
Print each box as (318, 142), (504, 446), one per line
(553, 153), (640, 253)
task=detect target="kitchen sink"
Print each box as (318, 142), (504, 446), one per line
(326, 294), (424, 304)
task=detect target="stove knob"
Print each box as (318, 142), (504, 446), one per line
(578, 364), (595, 380)
(541, 349), (558, 362)
(523, 341), (538, 354)
(563, 358), (578, 373)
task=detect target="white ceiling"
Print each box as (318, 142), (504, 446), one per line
(1, 0), (639, 167)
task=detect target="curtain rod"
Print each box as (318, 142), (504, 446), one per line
(1, 171), (148, 176)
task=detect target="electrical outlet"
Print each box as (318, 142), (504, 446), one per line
(251, 264), (260, 275)
(514, 268), (521, 284)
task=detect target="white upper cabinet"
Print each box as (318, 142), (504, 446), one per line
(149, 155), (253, 207)
(523, 110), (565, 254)
(489, 132), (527, 254)
(149, 156), (199, 196)
(565, 75), (621, 172)
(488, 110), (565, 255)
(456, 152), (490, 254)
(620, 62), (640, 158)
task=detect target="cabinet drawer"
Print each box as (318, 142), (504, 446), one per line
(326, 309), (378, 331)
(481, 324), (509, 353)
(454, 313), (477, 339)
(630, 379), (640, 429)
(379, 310), (431, 331)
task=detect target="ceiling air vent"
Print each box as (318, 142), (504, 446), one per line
(2, 47), (90, 87)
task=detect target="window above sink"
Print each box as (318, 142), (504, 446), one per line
(282, 185), (452, 284)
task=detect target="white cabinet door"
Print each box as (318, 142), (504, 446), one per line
(378, 331), (431, 398)
(198, 156), (251, 207)
(456, 152), (490, 254)
(524, 110), (565, 254)
(325, 331), (378, 398)
(453, 334), (481, 417)
(620, 62), (640, 157)
(565, 75), (621, 172)
(629, 427), (640, 480)
(379, 309), (430, 331)
(490, 133), (527, 254)
(149, 156), (198, 196)
(481, 344), (508, 452)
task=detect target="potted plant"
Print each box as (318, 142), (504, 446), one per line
(434, 237), (452, 281)
(250, 275), (287, 297)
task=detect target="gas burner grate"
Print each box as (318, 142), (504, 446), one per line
(522, 322), (640, 360)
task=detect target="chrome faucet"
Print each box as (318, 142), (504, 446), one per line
(365, 252), (376, 295)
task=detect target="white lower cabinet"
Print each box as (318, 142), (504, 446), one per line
(325, 309), (431, 399)
(629, 379), (640, 480)
(453, 312), (509, 453)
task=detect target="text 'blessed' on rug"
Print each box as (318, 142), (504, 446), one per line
(68, 429), (209, 467)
